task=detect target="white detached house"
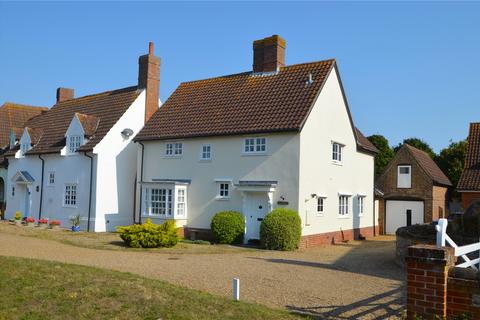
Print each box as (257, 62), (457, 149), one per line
(4, 43), (161, 231)
(134, 35), (379, 247)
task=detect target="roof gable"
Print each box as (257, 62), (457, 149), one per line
(403, 144), (451, 186)
(457, 123), (480, 191)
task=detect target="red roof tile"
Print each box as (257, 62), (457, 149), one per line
(405, 144), (452, 186)
(458, 123), (480, 191)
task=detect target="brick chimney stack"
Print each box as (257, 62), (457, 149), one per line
(56, 87), (74, 103)
(253, 35), (286, 73)
(138, 41), (160, 123)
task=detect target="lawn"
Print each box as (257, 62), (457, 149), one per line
(0, 221), (254, 254)
(0, 256), (306, 320)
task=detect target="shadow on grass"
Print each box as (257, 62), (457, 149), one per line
(287, 287), (404, 320)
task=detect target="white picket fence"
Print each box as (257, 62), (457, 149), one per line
(436, 218), (480, 270)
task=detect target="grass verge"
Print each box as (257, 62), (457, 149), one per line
(0, 256), (306, 320)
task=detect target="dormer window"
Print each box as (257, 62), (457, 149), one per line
(20, 142), (30, 155)
(68, 135), (83, 153)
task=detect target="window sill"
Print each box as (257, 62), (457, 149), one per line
(63, 205), (78, 209)
(331, 161), (343, 166)
(199, 159), (212, 163)
(163, 155), (183, 159)
(216, 197), (230, 201)
(241, 152), (268, 157)
(338, 215), (350, 219)
(316, 213), (324, 217)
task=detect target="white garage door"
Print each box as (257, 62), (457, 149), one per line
(385, 200), (424, 235)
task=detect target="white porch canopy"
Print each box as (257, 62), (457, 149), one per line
(11, 171), (35, 185)
(234, 180), (277, 193)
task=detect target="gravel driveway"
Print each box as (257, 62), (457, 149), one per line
(0, 233), (404, 319)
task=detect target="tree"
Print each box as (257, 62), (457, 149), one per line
(367, 134), (395, 176)
(436, 140), (467, 189)
(394, 137), (436, 159)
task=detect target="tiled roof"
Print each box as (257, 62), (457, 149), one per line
(136, 60), (336, 140)
(405, 144), (452, 186)
(0, 102), (48, 148)
(355, 128), (379, 154)
(75, 113), (100, 137)
(135, 59), (376, 154)
(457, 123), (480, 191)
(7, 86), (140, 156)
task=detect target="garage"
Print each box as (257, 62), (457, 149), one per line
(385, 200), (424, 234)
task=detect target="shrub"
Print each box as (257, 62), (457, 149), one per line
(14, 212), (21, 220)
(25, 217), (35, 223)
(50, 220), (61, 226)
(260, 208), (301, 251)
(117, 219), (179, 248)
(210, 211), (244, 244)
(38, 219), (49, 224)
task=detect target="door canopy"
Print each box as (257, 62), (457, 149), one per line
(11, 171), (35, 185)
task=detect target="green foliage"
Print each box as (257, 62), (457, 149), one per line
(260, 208), (301, 251)
(70, 214), (81, 227)
(117, 219), (179, 248)
(367, 134), (395, 176)
(394, 137), (436, 159)
(14, 211), (21, 220)
(436, 139), (467, 189)
(180, 239), (211, 245)
(210, 211), (245, 244)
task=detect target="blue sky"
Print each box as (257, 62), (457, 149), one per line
(1, 1), (479, 152)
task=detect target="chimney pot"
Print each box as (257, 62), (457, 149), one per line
(56, 87), (74, 103)
(149, 42), (154, 55)
(253, 35), (286, 73)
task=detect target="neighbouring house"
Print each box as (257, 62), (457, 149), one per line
(375, 144), (452, 234)
(0, 102), (48, 216)
(4, 43), (160, 231)
(134, 35), (379, 247)
(457, 123), (480, 209)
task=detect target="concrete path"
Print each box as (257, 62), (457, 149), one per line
(0, 233), (404, 319)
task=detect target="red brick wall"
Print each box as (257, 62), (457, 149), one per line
(406, 244), (480, 319)
(300, 226), (377, 248)
(461, 192), (480, 210)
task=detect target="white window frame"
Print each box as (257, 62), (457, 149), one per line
(48, 172), (55, 186)
(143, 184), (188, 218)
(358, 196), (365, 217)
(338, 195), (350, 217)
(200, 144), (212, 161)
(20, 143), (30, 155)
(332, 142), (344, 164)
(63, 184), (78, 208)
(217, 182), (230, 200)
(317, 197), (326, 216)
(397, 165), (412, 188)
(68, 135), (83, 154)
(165, 142), (183, 157)
(243, 137), (267, 155)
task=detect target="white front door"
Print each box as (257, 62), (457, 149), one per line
(385, 200), (424, 234)
(244, 192), (270, 241)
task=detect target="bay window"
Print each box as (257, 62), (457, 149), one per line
(143, 184), (188, 218)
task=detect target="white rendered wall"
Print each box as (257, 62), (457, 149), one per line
(138, 132), (300, 229)
(92, 90), (146, 231)
(298, 67), (376, 236)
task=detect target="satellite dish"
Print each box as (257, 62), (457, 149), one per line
(121, 128), (134, 138)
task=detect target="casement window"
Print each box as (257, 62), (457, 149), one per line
(143, 185), (187, 217)
(176, 189), (186, 216)
(200, 144), (212, 160)
(68, 135), (83, 153)
(244, 137), (267, 154)
(397, 165), (412, 188)
(338, 195), (350, 216)
(48, 172), (55, 186)
(20, 143), (30, 155)
(218, 183), (230, 199)
(317, 197), (325, 215)
(64, 184), (77, 207)
(166, 142), (183, 157)
(332, 142), (343, 163)
(358, 196), (365, 216)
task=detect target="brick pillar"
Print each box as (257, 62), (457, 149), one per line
(406, 244), (456, 319)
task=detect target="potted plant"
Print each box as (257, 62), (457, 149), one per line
(25, 217), (35, 227)
(38, 218), (49, 229)
(14, 211), (22, 226)
(70, 215), (80, 232)
(50, 219), (61, 230)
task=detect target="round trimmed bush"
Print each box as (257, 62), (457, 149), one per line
(260, 208), (301, 251)
(211, 211), (244, 244)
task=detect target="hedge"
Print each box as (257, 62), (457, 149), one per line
(210, 211), (245, 244)
(260, 208), (301, 251)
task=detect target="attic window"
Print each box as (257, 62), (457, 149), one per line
(20, 143), (30, 155)
(68, 135), (83, 153)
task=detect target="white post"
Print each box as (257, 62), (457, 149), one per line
(436, 218), (448, 247)
(233, 278), (240, 301)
